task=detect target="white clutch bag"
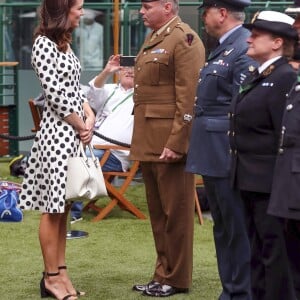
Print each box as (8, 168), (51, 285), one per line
(65, 142), (107, 201)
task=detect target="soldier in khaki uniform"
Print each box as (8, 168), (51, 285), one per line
(130, 0), (205, 297)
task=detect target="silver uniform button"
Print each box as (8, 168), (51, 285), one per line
(278, 148), (284, 154)
(295, 84), (300, 92)
(286, 104), (293, 111)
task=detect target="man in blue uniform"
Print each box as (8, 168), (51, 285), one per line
(186, 0), (256, 299)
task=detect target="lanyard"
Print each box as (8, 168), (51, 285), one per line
(102, 86), (133, 112)
(102, 86), (117, 108)
(112, 92), (133, 112)
(94, 88), (133, 129)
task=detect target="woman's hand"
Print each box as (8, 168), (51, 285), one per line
(78, 126), (92, 144)
(82, 102), (95, 144)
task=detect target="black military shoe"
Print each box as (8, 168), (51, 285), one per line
(142, 284), (189, 297)
(132, 280), (160, 292)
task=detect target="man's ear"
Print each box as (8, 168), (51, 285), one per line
(218, 7), (228, 23)
(164, 1), (172, 13)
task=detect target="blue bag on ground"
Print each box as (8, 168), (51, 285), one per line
(0, 189), (23, 222)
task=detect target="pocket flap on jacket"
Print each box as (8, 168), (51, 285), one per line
(145, 53), (170, 65)
(145, 104), (176, 119)
(206, 118), (229, 132)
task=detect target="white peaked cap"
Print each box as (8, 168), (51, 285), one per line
(257, 10), (295, 26)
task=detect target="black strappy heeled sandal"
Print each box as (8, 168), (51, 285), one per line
(58, 266), (85, 297)
(40, 271), (75, 300)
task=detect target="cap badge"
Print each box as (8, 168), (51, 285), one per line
(251, 11), (259, 24)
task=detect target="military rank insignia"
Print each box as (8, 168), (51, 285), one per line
(223, 48), (234, 56)
(186, 34), (194, 46)
(248, 65), (256, 73)
(262, 65), (274, 77)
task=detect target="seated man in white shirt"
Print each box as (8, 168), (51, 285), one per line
(71, 55), (134, 223)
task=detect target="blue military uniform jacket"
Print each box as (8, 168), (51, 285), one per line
(269, 76), (300, 220)
(186, 26), (256, 177)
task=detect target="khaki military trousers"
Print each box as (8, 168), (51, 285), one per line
(140, 161), (195, 288)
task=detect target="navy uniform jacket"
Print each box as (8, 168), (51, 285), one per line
(269, 77), (300, 220)
(186, 26), (256, 177)
(230, 57), (297, 193)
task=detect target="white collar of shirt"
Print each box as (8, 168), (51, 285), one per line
(118, 83), (133, 93)
(258, 56), (281, 74)
(219, 25), (242, 44)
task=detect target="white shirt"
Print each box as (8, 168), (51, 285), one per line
(87, 79), (134, 171)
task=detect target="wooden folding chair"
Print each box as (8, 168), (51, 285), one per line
(28, 99), (42, 132)
(195, 176), (204, 225)
(83, 144), (147, 222)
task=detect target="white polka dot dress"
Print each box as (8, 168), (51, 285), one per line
(18, 36), (86, 213)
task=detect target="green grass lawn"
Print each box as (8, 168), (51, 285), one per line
(0, 161), (221, 299)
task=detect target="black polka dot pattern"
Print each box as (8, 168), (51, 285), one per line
(18, 36), (86, 213)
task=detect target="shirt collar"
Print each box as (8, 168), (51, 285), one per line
(219, 25), (242, 44)
(118, 83), (134, 93)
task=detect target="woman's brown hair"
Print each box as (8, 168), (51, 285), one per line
(34, 0), (77, 52)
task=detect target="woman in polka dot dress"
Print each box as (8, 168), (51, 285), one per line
(18, 0), (95, 299)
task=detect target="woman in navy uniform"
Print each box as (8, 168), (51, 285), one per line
(268, 78), (300, 299)
(268, 2), (300, 298)
(268, 77), (300, 300)
(230, 11), (298, 300)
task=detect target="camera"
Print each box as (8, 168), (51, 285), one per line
(120, 56), (136, 67)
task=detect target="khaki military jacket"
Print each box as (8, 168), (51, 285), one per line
(130, 16), (205, 162)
